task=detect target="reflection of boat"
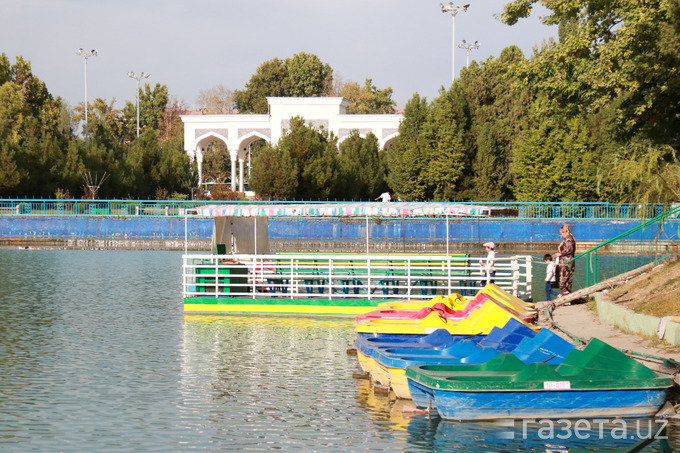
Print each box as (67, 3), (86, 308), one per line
(377, 322), (574, 400)
(423, 417), (671, 452)
(353, 378), (414, 432)
(406, 338), (672, 420)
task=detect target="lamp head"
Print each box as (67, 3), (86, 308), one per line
(76, 48), (83, 55)
(463, 3), (470, 10)
(127, 71), (135, 78)
(142, 72), (150, 79)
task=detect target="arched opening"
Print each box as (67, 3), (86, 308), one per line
(238, 132), (270, 197)
(381, 133), (399, 151)
(196, 133), (230, 197)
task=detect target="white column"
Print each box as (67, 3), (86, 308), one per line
(195, 146), (204, 184)
(238, 158), (245, 192)
(229, 149), (238, 191)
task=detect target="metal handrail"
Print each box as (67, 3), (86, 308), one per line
(0, 199), (677, 220)
(567, 204), (680, 286)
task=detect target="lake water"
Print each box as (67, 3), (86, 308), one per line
(0, 249), (675, 452)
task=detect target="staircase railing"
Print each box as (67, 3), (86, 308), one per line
(568, 205), (680, 287)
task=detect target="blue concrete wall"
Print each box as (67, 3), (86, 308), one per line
(269, 218), (680, 243)
(0, 216), (213, 239)
(0, 216), (677, 244)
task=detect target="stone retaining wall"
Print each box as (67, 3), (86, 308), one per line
(594, 293), (680, 346)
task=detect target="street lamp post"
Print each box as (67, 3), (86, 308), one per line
(458, 40), (480, 67)
(127, 71), (150, 137)
(440, 2), (469, 83)
(76, 48), (97, 146)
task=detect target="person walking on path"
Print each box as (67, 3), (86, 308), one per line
(479, 242), (496, 286)
(553, 224), (576, 295)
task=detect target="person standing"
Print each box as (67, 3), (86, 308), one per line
(553, 224), (576, 295)
(478, 242), (496, 286)
(375, 192), (391, 202)
(543, 253), (560, 302)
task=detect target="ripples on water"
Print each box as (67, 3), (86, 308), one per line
(0, 250), (674, 451)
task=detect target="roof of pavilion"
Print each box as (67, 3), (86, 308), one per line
(187, 202), (491, 218)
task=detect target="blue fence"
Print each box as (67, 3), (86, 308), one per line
(0, 199), (677, 220)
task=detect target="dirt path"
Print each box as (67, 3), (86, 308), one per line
(541, 302), (680, 369)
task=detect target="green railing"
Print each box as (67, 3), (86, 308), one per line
(568, 204), (680, 287)
(0, 199), (677, 220)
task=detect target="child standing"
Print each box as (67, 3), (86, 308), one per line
(543, 253), (560, 301)
(479, 242), (496, 287)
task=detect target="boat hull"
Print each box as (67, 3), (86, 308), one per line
(185, 297), (381, 317)
(408, 381), (668, 420)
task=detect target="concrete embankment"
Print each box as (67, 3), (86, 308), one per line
(594, 293), (680, 346)
(0, 216), (667, 252)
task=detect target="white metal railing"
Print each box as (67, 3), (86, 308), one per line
(182, 253), (532, 301)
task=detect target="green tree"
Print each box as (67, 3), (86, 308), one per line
(502, 0), (680, 144)
(234, 58), (289, 113)
(122, 129), (163, 197)
(0, 54), (10, 85)
(249, 143), (298, 200)
(123, 82), (169, 139)
(0, 141), (21, 194)
(470, 124), (507, 201)
(285, 52), (333, 97)
(0, 81), (31, 143)
(512, 96), (600, 201)
(278, 116), (339, 200)
(337, 131), (387, 200)
(201, 141), (230, 184)
(234, 53), (334, 113)
(339, 78), (396, 114)
(458, 46), (531, 200)
(600, 143), (680, 205)
(386, 94), (430, 200)
(420, 85), (471, 200)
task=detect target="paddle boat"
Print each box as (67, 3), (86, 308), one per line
(369, 321), (574, 399)
(405, 338), (672, 420)
(356, 285), (535, 324)
(354, 295), (537, 335)
(356, 319), (531, 383)
(366, 294), (468, 313)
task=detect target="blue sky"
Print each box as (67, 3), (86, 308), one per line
(1, 0), (557, 110)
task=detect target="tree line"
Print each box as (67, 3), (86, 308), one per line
(387, 0), (680, 204)
(1, 0), (678, 203)
(0, 54), (194, 199)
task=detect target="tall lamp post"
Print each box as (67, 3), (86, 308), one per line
(76, 48), (97, 146)
(440, 2), (469, 83)
(127, 71), (150, 137)
(458, 40), (480, 67)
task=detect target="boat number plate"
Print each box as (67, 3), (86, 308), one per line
(543, 381), (571, 390)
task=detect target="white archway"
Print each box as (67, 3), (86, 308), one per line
(181, 97), (403, 192)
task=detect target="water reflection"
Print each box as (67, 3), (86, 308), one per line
(180, 315), (398, 450)
(354, 379), (676, 452)
(0, 249), (677, 452)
